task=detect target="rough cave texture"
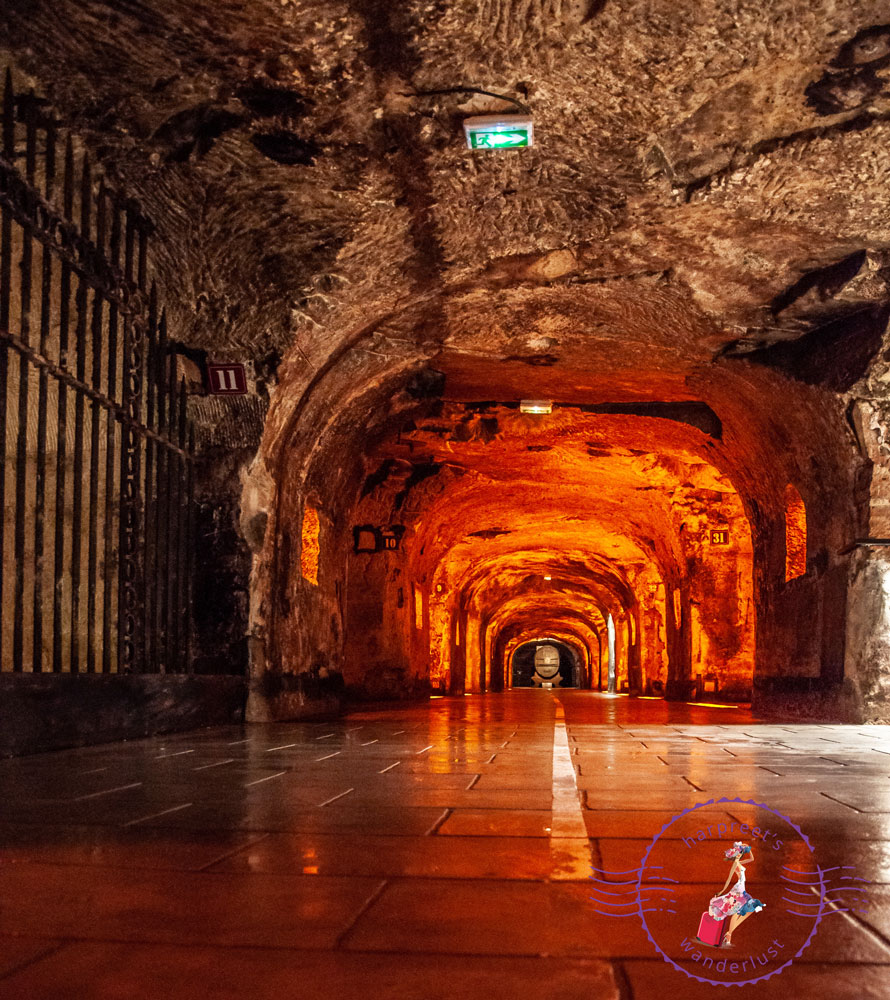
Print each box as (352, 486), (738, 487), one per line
(4, 1), (890, 722)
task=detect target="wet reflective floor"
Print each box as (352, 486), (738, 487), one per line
(0, 691), (888, 998)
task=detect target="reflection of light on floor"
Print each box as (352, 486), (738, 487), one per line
(430, 696), (444, 699)
(638, 696), (661, 700)
(686, 702), (739, 709)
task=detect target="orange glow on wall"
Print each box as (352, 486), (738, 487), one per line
(338, 402), (756, 701)
(784, 484), (807, 581)
(301, 505), (320, 586)
(414, 585), (424, 630)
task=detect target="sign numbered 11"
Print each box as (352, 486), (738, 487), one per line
(207, 363), (247, 395)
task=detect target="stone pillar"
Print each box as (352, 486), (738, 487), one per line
(844, 400), (890, 722)
(845, 547), (890, 721)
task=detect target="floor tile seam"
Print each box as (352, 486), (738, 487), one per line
(0, 940), (69, 983)
(8, 936), (890, 967)
(2, 864), (388, 885)
(605, 956), (890, 966)
(826, 898), (890, 956)
(0, 855), (300, 876)
(354, 872), (568, 888)
(332, 878), (390, 950)
(336, 943), (620, 960)
(192, 832), (273, 872)
(141, 826), (519, 838)
(0, 933), (657, 965)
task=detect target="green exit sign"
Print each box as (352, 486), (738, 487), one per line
(464, 114), (534, 151)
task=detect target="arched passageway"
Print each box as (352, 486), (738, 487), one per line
(1, 3), (889, 755)
(512, 640), (580, 688)
(2, 7), (890, 999)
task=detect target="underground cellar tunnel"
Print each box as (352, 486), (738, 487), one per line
(0, 2), (890, 997)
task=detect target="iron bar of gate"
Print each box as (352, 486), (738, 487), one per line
(136, 229), (149, 670)
(156, 349), (172, 672)
(175, 379), (189, 671)
(102, 197), (122, 672)
(142, 288), (158, 674)
(86, 182), (107, 672)
(32, 116), (56, 674)
(0, 71), (13, 660)
(184, 426), (195, 673)
(11, 95), (37, 672)
(153, 310), (169, 669)
(69, 154), (92, 674)
(51, 136), (74, 673)
(164, 368), (178, 673)
(170, 375), (186, 671)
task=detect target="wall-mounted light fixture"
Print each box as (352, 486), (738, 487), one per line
(520, 399), (552, 414)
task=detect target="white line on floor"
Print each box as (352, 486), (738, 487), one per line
(266, 743), (298, 751)
(317, 788), (354, 807)
(82, 767), (108, 774)
(227, 739), (252, 745)
(315, 734), (336, 740)
(415, 745), (434, 754)
(72, 782), (143, 802)
(550, 700), (588, 840)
(244, 771), (286, 787)
(192, 758), (235, 771)
(316, 751), (341, 761)
(155, 750), (195, 759)
(124, 803), (193, 827)
(361, 740), (379, 746)
(379, 761), (401, 773)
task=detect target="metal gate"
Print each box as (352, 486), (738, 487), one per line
(0, 68), (194, 675)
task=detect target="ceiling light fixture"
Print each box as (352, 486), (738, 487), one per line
(520, 399), (552, 414)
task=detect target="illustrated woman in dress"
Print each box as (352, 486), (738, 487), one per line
(709, 841), (766, 947)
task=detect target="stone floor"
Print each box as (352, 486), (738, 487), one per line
(0, 690), (889, 999)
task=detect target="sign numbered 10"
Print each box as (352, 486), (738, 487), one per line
(207, 363), (247, 395)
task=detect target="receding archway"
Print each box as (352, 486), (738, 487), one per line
(511, 639), (581, 688)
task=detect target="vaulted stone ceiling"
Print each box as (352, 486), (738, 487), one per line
(3, 0), (889, 375)
(5, 1), (890, 712)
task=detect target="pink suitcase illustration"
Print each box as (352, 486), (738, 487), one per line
(695, 911), (728, 947)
